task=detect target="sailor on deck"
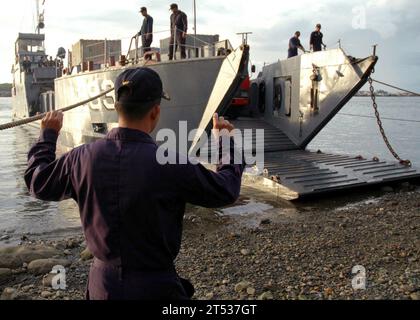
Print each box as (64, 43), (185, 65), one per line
(24, 67), (245, 300)
(138, 7), (154, 54)
(48, 56), (55, 67)
(22, 56), (31, 73)
(310, 24), (326, 52)
(288, 31), (307, 58)
(169, 3), (188, 60)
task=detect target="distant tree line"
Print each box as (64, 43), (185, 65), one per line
(0, 83), (12, 97)
(356, 89), (416, 97)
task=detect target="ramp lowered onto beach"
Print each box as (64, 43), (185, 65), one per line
(232, 118), (420, 201)
(192, 49), (419, 201)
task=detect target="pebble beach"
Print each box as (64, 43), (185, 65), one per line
(0, 183), (419, 301)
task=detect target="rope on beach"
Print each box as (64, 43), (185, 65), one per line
(0, 88), (114, 131)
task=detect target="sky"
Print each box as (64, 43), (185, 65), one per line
(1, 0), (419, 92)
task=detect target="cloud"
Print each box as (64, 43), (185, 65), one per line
(1, 0), (419, 91)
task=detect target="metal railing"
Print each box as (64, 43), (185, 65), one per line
(126, 29), (171, 63)
(71, 29), (236, 71)
(125, 28), (233, 64)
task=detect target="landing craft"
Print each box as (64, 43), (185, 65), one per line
(215, 49), (420, 199)
(10, 1), (420, 200)
(11, 1), (249, 151)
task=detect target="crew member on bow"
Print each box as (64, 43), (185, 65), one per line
(138, 7), (154, 54)
(310, 24), (326, 52)
(288, 31), (307, 58)
(169, 3), (188, 60)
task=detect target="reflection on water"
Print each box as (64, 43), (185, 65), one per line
(309, 97), (420, 165)
(219, 201), (274, 216)
(0, 98), (80, 242)
(0, 97), (419, 242)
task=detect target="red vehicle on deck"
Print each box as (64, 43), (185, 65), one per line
(226, 76), (251, 119)
(231, 76), (251, 107)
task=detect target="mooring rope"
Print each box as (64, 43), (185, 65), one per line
(372, 79), (420, 97)
(0, 87), (114, 131)
(338, 113), (420, 123)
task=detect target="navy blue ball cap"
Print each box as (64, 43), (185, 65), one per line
(115, 67), (170, 103)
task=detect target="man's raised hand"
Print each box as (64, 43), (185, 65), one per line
(41, 111), (63, 134)
(213, 113), (234, 133)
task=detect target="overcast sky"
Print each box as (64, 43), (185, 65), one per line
(1, 0), (419, 91)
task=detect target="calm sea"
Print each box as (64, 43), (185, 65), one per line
(0, 96), (419, 242)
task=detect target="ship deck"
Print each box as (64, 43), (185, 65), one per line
(231, 118), (420, 200)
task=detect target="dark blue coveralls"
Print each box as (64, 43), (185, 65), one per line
(139, 15), (154, 53)
(310, 31), (324, 52)
(169, 10), (188, 60)
(288, 37), (302, 58)
(25, 128), (244, 300)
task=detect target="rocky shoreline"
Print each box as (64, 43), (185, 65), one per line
(0, 236), (90, 300)
(0, 183), (419, 300)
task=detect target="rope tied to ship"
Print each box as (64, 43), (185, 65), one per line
(368, 77), (412, 167)
(0, 87), (114, 131)
(338, 113), (420, 124)
(371, 79), (420, 97)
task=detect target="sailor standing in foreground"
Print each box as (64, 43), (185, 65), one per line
(288, 31), (307, 58)
(310, 24), (326, 52)
(169, 3), (188, 60)
(24, 67), (245, 300)
(138, 7), (154, 54)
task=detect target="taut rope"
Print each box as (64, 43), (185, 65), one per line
(0, 87), (114, 131)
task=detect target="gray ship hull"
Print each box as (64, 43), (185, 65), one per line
(52, 46), (248, 150)
(56, 58), (222, 149)
(12, 67), (55, 121)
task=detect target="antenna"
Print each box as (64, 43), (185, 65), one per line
(193, 0), (197, 52)
(236, 32), (253, 46)
(193, 0), (197, 36)
(35, 0), (46, 34)
(372, 44), (378, 57)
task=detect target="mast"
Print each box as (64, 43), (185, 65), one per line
(35, 0), (45, 34)
(193, 0), (197, 55)
(36, 0), (39, 33)
(193, 0), (197, 38)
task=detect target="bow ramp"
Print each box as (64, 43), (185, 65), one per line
(233, 119), (420, 201)
(194, 49), (420, 200)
